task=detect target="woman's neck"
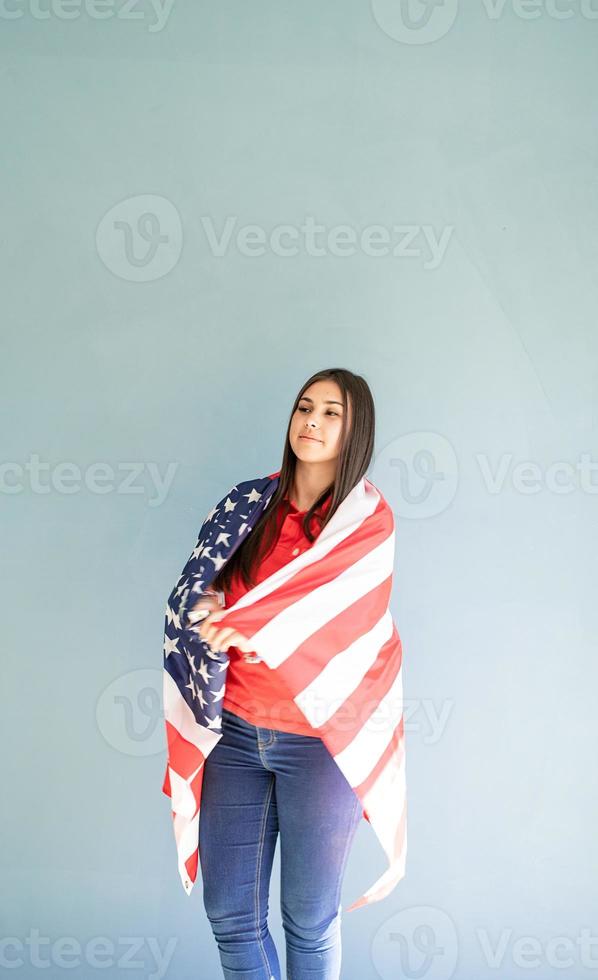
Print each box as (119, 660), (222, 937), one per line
(290, 465), (335, 511)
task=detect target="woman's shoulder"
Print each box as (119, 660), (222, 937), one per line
(363, 476), (396, 531)
(229, 470), (280, 493)
(211, 471), (279, 507)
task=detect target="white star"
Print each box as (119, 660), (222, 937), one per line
(164, 635), (181, 658)
(197, 688), (208, 709)
(205, 504), (219, 522)
(197, 658), (211, 685)
(165, 605), (181, 629)
(217, 660), (229, 673)
(224, 496), (237, 513)
(201, 546), (213, 559)
(210, 551), (227, 571)
(211, 685), (226, 702)
(215, 532), (231, 546)
(191, 543), (203, 560)
(245, 487), (262, 504)
(238, 522), (249, 536)
(175, 579), (189, 597)
(206, 715), (222, 730)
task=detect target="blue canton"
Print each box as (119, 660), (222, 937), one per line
(163, 473), (279, 732)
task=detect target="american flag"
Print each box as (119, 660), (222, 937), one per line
(162, 470), (406, 913)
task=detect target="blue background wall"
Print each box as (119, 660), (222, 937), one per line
(2, 1), (597, 977)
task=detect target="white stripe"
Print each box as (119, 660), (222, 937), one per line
(295, 611), (394, 728)
(343, 747), (407, 912)
(332, 660), (404, 787)
(362, 745), (407, 859)
(163, 670), (222, 757)
(168, 764), (201, 819)
(252, 532), (395, 670)
(224, 476), (381, 614)
(173, 810), (200, 893)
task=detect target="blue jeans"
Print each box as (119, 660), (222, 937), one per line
(199, 706), (362, 979)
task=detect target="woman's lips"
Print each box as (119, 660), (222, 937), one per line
(300, 435), (322, 442)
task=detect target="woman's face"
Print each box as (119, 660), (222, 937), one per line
(289, 380), (349, 464)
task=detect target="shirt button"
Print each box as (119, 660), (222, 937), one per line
(291, 547), (300, 556)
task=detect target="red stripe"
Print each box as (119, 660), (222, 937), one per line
(217, 496), (392, 642)
(355, 714), (405, 803)
(190, 766), (204, 819)
(321, 627), (403, 755)
(276, 575), (393, 698)
(164, 720), (205, 781)
(184, 848), (198, 884)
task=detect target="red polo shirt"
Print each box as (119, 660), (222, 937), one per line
(222, 489), (332, 734)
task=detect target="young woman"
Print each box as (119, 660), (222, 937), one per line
(189, 367), (376, 980)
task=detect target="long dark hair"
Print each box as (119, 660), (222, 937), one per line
(211, 367), (376, 594)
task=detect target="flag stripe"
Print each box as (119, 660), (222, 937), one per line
(294, 609), (394, 729)
(310, 627), (403, 758)
(163, 721), (204, 784)
(331, 653), (404, 787)
(247, 534), (396, 670)
(173, 810), (200, 894)
(163, 670), (222, 757)
(355, 710), (405, 805)
(277, 575), (394, 702)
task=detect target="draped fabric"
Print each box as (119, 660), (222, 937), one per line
(162, 470), (406, 913)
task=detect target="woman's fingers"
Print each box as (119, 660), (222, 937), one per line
(194, 610), (232, 648)
(187, 595), (221, 624)
(196, 609), (227, 641)
(230, 632), (253, 654)
(216, 630), (254, 655)
(205, 626), (238, 649)
(188, 608), (254, 655)
(201, 622), (253, 655)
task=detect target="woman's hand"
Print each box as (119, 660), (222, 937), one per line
(190, 606), (254, 655)
(187, 592), (222, 624)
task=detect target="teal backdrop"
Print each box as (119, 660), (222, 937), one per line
(1, 2), (597, 978)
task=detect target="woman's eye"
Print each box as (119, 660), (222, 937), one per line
(298, 406), (338, 416)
